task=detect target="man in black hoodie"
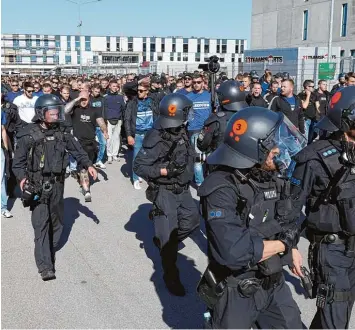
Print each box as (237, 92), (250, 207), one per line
(270, 79), (305, 134)
(245, 82), (268, 108)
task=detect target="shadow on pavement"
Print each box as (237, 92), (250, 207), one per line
(120, 148), (132, 180)
(55, 197), (100, 251)
(125, 203), (205, 329)
(283, 269), (308, 298)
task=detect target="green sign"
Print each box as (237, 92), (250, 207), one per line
(318, 62), (336, 80)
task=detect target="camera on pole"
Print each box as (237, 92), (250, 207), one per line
(198, 56), (220, 112)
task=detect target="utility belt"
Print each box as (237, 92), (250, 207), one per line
(161, 183), (189, 194)
(307, 231), (348, 245)
(197, 264), (282, 309)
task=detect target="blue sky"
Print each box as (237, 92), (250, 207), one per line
(1, 0), (252, 42)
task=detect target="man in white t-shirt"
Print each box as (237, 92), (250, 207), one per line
(13, 82), (38, 125)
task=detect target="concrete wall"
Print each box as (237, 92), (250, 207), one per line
(251, 0), (355, 56)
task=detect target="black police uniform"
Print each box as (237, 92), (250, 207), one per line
(133, 94), (200, 296)
(12, 122), (92, 279)
(290, 139), (355, 329)
(289, 87), (355, 328)
(197, 107), (304, 329)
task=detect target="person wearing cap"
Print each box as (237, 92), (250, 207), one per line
(289, 86), (355, 329)
(64, 90), (108, 202)
(175, 73), (193, 95)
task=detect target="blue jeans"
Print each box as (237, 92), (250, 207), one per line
(1, 149), (8, 211)
(305, 119), (317, 144)
(190, 132), (204, 185)
(95, 127), (106, 163)
(132, 133), (145, 182)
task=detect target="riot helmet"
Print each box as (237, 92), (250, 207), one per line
(315, 86), (355, 132)
(216, 80), (248, 111)
(154, 93), (193, 129)
(33, 94), (65, 124)
(207, 107), (307, 170)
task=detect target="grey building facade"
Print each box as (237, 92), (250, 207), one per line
(251, 0), (355, 57)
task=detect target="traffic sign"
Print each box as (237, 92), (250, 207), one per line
(318, 62), (336, 80)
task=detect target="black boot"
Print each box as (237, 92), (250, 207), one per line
(41, 270), (56, 281)
(161, 233), (186, 296)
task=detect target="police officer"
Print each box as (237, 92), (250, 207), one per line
(289, 86), (355, 329)
(197, 106), (305, 329)
(12, 94), (97, 281)
(197, 80), (247, 153)
(133, 93), (200, 296)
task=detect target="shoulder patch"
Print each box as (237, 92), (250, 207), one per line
(319, 148), (338, 158)
(216, 111), (226, 118)
(290, 177), (301, 186)
(208, 209), (225, 220)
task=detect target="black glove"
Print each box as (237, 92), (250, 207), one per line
(277, 223), (300, 254)
(166, 162), (186, 178)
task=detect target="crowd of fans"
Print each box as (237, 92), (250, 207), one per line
(1, 69), (355, 217)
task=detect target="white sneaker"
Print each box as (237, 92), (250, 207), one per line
(133, 181), (142, 190)
(1, 209), (13, 218)
(94, 161), (106, 169)
(84, 190), (92, 202)
(113, 156), (120, 162)
(138, 177), (143, 183)
(107, 156), (113, 164)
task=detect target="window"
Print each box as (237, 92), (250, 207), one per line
(13, 39), (19, 49)
(36, 39), (40, 47)
(143, 43), (146, 52)
(220, 58), (225, 62)
(26, 37), (31, 49)
(93, 55), (98, 64)
(151, 43), (156, 52)
(204, 43), (209, 53)
(85, 36), (91, 51)
(183, 43), (188, 53)
(240, 44), (244, 53)
(55, 35), (60, 49)
(31, 55), (37, 63)
(157, 55), (163, 61)
(30, 49), (36, 55)
(106, 36), (110, 51)
(75, 36), (80, 50)
(54, 55), (59, 64)
(172, 44), (176, 52)
(195, 54), (200, 62)
(351, 49), (355, 57)
(340, 49), (345, 57)
(128, 42), (133, 51)
(77, 54), (81, 64)
(197, 44), (201, 53)
(204, 57), (209, 62)
(303, 10), (308, 41)
(183, 55), (188, 61)
(341, 3), (348, 37)
(231, 58), (235, 63)
(238, 57), (242, 63)
(116, 39), (120, 51)
(222, 45), (227, 53)
(177, 54), (181, 61)
(235, 44), (239, 53)
(65, 55), (71, 64)
(16, 55), (21, 63)
(150, 54), (154, 61)
(170, 55), (174, 61)
(143, 55), (146, 62)
(43, 56), (47, 63)
(44, 39), (49, 48)
(161, 44), (165, 52)
(67, 36), (71, 50)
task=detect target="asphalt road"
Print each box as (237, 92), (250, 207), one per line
(2, 149), (354, 329)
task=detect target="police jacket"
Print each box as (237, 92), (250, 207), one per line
(270, 94), (305, 134)
(198, 167), (293, 275)
(124, 96), (159, 138)
(197, 110), (234, 153)
(290, 138), (355, 235)
(2, 101), (22, 134)
(12, 123), (92, 185)
(133, 127), (195, 186)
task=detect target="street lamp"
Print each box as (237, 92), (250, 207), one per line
(65, 0), (102, 74)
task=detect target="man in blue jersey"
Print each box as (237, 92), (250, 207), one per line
(186, 73), (212, 186)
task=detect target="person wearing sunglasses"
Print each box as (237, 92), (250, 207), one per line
(299, 80), (319, 144)
(13, 82), (38, 127)
(5, 80), (23, 103)
(175, 73), (193, 95)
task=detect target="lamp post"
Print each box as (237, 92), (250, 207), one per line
(65, 0), (102, 74)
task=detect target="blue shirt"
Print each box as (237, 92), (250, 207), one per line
(186, 90), (212, 131)
(175, 88), (190, 95)
(285, 96), (296, 111)
(5, 91), (23, 103)
(1, 111), (7, 126)
(33, 90), (44, 97)
(261, 81), (269, 97)
(136, 98), (153, 132)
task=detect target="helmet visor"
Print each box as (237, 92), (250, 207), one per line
(273, 117), (307, 171)
(43, 105), (65, 123)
